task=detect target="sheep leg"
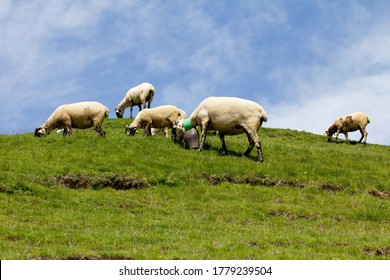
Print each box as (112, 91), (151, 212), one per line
(129, 104), (134, 118)
(255, 140), (264, 163)
(243, 126), (264, 163)
(335, 130), (340, 143)
(343, 132), (350, 144)
(96, 127), (105, 137)
(199, 122), (209, 151)
(241, 125), (255, 155)
(64, 125), (72, 137)
(219, 133), (228, 155)
(358, 127), (367, 144)
(243, 131), (255, 156)
(363, 130), (368, 144)
(358, 128), (364, 143)
(92, 118), (105, 136)
(144, 124), (152, 136)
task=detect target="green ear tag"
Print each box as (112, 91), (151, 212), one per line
(183, 118), (192, 131)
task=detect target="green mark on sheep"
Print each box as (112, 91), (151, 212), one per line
(183, 118), (192, 131)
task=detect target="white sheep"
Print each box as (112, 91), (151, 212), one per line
(173, 96), (268, 163)
(125, 105), (186, 136)
(326, 112), (370, 144)
(34, 101), (109, 137)
(115, 82), (155, 118)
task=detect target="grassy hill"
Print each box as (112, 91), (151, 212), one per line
(0, 118), (389, 259)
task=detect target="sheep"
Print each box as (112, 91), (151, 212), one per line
(173, 96), (268, 163)
(115, 82), (155, 118)
(326, 112), (370, 144)
(125, 105), (186, 136)
(34, 101), (109, 137)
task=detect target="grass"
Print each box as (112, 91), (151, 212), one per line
(0, 118), (389, 259)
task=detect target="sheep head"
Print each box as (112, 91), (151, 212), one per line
(34, 127), (47, 138)
(326, 125), (337, 142)
(172, 120), (185, 143)
(115, 107), (124, 118)
(125, 124), (137, 136)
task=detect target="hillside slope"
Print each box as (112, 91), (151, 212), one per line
(0, 118), (389, 259)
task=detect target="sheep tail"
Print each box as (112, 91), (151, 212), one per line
(366, 116), (370, 124)
(149, 86), (155, 96)
(261, 112), (268, 123)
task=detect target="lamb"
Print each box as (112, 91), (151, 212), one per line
(34, 101), (109, 137)
(326, 112), (370, 144)
(173, 96), (268, 163)
(125, 105), (186, 136)
(115, 82), (155, 118)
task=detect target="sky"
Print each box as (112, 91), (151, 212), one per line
(1, 0), (390, 145)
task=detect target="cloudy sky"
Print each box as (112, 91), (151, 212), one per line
(1, 0), (389, 145)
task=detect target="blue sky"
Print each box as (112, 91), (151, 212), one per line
(1, 0), (390, 145)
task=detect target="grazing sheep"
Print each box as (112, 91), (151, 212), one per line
(126, 105), (186, 136)
(34, 101), (109, 137)
(173, 97), (268, 163)
(115, 82), (155, 118)
(326, 112), (370, 144)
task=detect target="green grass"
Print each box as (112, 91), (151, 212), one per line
(0, 118), (389, 259)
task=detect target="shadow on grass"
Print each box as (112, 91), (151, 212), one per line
(331, 140), (366, 146)
(202, 143), (259, 162)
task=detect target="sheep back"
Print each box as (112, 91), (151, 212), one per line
(58, 102), (109, 129)
(190, 97), (268, 134)
(330, 112), (370, 133)
(126, 82), (155, 104)
(36, 101), (109, 137)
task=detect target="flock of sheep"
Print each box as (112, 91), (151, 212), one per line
(34, 82), (371, 163)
